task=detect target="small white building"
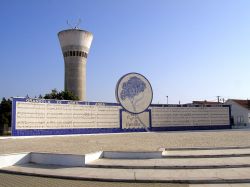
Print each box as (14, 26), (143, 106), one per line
(225, 99), (250, 127)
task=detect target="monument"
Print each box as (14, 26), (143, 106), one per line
(11, 26), (231, 136)
(116, 72), (153, 130)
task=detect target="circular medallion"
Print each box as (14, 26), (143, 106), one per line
(115, 72), (153, 114)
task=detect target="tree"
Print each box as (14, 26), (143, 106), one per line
(0, 97), (12, 135)
(44, 89), (79, 100)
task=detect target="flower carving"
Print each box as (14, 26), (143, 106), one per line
(120, 76), (146, 101)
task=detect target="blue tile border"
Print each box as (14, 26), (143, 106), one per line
(151, 125), (231, 131)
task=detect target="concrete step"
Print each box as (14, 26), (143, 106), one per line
(86, 156), (250, 169)
(101, 148), (250, 159)
(162, 148), (250, 158)
(163, 146), (250, 151)
(1, 147), (250, 183)
(2, 163), (250, 183)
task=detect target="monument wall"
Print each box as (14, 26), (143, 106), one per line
(12, 98), (231, 136)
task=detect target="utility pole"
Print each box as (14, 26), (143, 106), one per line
(166, 96), (168, 104)
(216, 96), (220, 103)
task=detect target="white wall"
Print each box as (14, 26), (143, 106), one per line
(225, 100), (250, 126)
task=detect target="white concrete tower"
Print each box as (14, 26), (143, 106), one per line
(58, 29), (93, 100)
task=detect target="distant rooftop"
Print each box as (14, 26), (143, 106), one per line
(192, 100), (222, 105)
(230, 99), (250, 110)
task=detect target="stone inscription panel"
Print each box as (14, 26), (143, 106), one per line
(151, 106), (230, 127)
(16, 101), (120, 129)
(121, 110), (150, 129)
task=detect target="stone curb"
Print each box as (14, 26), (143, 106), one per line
(85, 164), (250, 170)
(1, 169), (250, 184)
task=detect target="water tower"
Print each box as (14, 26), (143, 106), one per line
(58, 27), (93, 100)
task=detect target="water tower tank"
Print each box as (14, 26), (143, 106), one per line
(58, 29), (93, 100)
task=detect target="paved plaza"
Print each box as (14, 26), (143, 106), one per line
(1, 129), (250, 186)
(2, 129), (250, 155)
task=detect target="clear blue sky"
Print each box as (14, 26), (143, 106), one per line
(0, 0), (250, 104)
